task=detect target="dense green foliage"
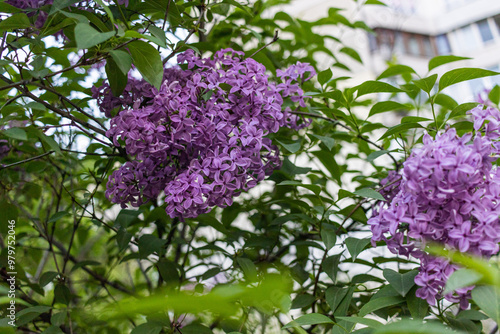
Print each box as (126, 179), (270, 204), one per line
(0, 0), (499, 333)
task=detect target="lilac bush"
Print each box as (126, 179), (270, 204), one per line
(102, 49), (315, 219)
(369, 105), (500, 308)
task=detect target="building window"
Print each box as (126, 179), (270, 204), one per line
(422, 37), (434, 57)
(494, 15), (500, 32)
(435, 34), (451, 55)
(455, 25), (479, 53)
(477, 19), (494, 43)
(407, 35), (420, 56)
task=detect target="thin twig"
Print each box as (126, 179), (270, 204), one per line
(249, 30), (279, 58)
(162, 3), (206, 65)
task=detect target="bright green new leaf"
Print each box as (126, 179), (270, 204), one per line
(378, 123), (423, 141)
(439, 68), (499, 91)
(282, 313), (334, 329)
(428, 55), (471, 71)
(355, 81), (403, 97)
(74, 23), (115, 49)
(413, 74), (437, 94)
(368, 101), (408, 117)
(377, 65), (416, 80)
(354, 188), (385, 201)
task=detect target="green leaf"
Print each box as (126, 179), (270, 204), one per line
(138, 234), (166, 258)
(378, 123), (423, 141)
(401, 116), (431, 123)
(428, 55), (471, 71)
(355, 81), (403, 97)
(336, 316), (383, 329)
(130, 321), (163, 334)
(365, 0), (387, 5)
(383, 269), (418, 297)
(148, 26), (168, 48)
(17, 306), (52, 326)
(50, 311), (67, 326)
(369, 101), (408, 118)
(74, 23), (115, 49)
(127, 41), (163, 90)
(413, 74), (437, 94)
(439, 68), (500, 91)
(115, 209), (141, 228)
(323, 254), (341, 281)
(377, 65), (416, 80)
(105, 58), (127, 96)
(116, 228), (132, 252)
(0, 3), (21, 13)
(3, 127), (27, 141)
(353, 188), (385, 201)
(39, 133), (61, 154)
(278, 180), (321, 195)
(443, 269), (482, 295)
(318, 68), (333, 85)
(48, 0), (81, 15)
(340, 47), (362, 63)
(367, 150), (392, 162)
(109, 50), (132, 75)
(373, 319), (463, 334)
(446, 102), (478, 121)
(0, 13), (30, 31)
(156, 259), (179, 282)
(236, 258), (258, 281)
(471, 286), (500, 324)
(321, 224), (337, 250)
(359, 295), (405, 317)
(489, 85), (500, 105)
(312, 150), (342, 185)
(309, 134), (335, 150)
(345, 238), (370, 261)
(39, 271), (59, 287)
(325, 286), (349, 313)
(406, 288), (428, 319)
(48, 211), (69, 223)
(277, 139), (301, 153)
(54, 284), (71, 305)
(282, 313), (334, 329)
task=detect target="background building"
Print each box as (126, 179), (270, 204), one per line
(287, 0), (500, 102)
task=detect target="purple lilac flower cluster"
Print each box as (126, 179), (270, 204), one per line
(103, 49), (315, 219)
(368, 105), (500, 309)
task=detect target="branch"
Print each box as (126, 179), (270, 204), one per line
(0, 150), (54, 171)
(291, 110), (400, 167)
(22, 89), (109, 137)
